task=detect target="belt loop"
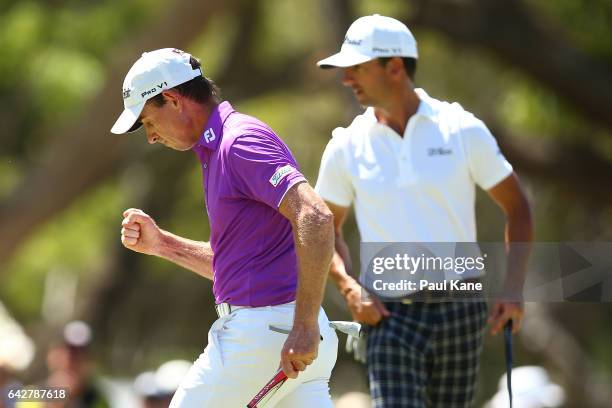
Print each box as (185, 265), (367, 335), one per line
(215, 303), (232, 318)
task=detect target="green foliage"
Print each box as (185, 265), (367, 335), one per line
(254, 0), (323, 65)
(0, 0), (160, 152)
(189, 12), (241, 77)
(530, 0), (612, 62)
(164, 165), (210, 241)
(1, 182), (122, 321)
(354, 0), (411, 18)
(0, 157), (23, 199)
(500, 81), (583, 138)
(28, 47), (104, 119)
(0, 2), (45, 87)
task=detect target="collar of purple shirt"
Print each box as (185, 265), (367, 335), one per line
(194, 101), (235, 151)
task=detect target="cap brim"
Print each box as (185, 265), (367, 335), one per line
(317, 50), (373, 69)
(110, 101), (145, 134)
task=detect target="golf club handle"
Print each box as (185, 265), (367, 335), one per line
(504, 319), (513, 408)
(246, 369), (288, 408)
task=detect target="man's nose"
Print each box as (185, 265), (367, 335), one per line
(341, 68), (355, 86)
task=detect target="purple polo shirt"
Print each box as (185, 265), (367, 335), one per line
(192, 101), (306, 307)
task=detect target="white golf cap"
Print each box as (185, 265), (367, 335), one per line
(485, 366), (565, 408)
(63, 320), (92, 347)
(111, 48), (202, 134)
(317, 14), (417, 69)
(155, 360), (192, 394)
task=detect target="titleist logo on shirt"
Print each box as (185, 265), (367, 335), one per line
(269, 165), (294, 187)
(428, 147), (453, 156)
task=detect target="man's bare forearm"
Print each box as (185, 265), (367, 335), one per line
(292, 207), (334, 327)
(503, 208), (533, 297)
(330, 233), (358, 295)
(278, 183), (335, 327)
(156, 230), (214, 280)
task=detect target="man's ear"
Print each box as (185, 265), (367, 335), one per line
(386, 57), (405, 77)
(161, 90), (181, 109)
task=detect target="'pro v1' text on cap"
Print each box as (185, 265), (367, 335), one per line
(317, 14), (418, 69)
(111, 48), (202, 134)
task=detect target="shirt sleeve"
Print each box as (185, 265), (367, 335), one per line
(461, 114), (513, 190)
(314, 131), (354, 207)
(228, 133), (306, 208)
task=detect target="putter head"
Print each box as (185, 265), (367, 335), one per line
(329, 321), (363, 338)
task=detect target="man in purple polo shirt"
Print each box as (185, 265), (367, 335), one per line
(111, 48), (338, 407)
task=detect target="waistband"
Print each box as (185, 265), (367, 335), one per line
(215, 303), (244, 318)
(215, 301), (296, 318)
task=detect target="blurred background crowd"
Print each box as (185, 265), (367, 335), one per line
(1, 0), (611, 407)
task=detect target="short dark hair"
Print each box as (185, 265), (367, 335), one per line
(378, 57), (417, 81)
(149, 56), (220, 108)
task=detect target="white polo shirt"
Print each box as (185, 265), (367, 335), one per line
(315, 88), (513, 243)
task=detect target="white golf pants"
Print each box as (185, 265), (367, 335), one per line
(169, 302), (338, 407)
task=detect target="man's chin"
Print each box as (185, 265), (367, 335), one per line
(354, 95), (373, 107)
(160, 140), (190, 151)
(173, 143), (196, 152)
(357, 100), (374, 108)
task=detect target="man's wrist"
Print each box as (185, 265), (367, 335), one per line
(336, 276), (359, 296)
(293, 319), (319, 327)
(154, 229), (173, 258)
(292, 317), (319, 329)
(501, 281), (524, 297)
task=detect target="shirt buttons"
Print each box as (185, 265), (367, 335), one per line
(203, 163), (208, 169)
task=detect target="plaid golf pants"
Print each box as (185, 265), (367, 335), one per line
(367, 300), (488, 408)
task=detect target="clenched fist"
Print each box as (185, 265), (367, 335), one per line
(280, 323), (320, 379)
(121, 208), (164, 256)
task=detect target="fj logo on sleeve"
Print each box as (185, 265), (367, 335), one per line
(269, 165), (294, 187)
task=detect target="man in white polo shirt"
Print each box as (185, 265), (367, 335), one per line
(315, 15), (533, 407)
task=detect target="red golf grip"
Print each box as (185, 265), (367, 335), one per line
(246, 369), (288, 408)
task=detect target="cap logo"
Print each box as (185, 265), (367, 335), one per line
(343, 36), (362, 46)
(373, 46), (402, 54)
(122, 89), (131, 99)
(140, 81), (168, 99)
